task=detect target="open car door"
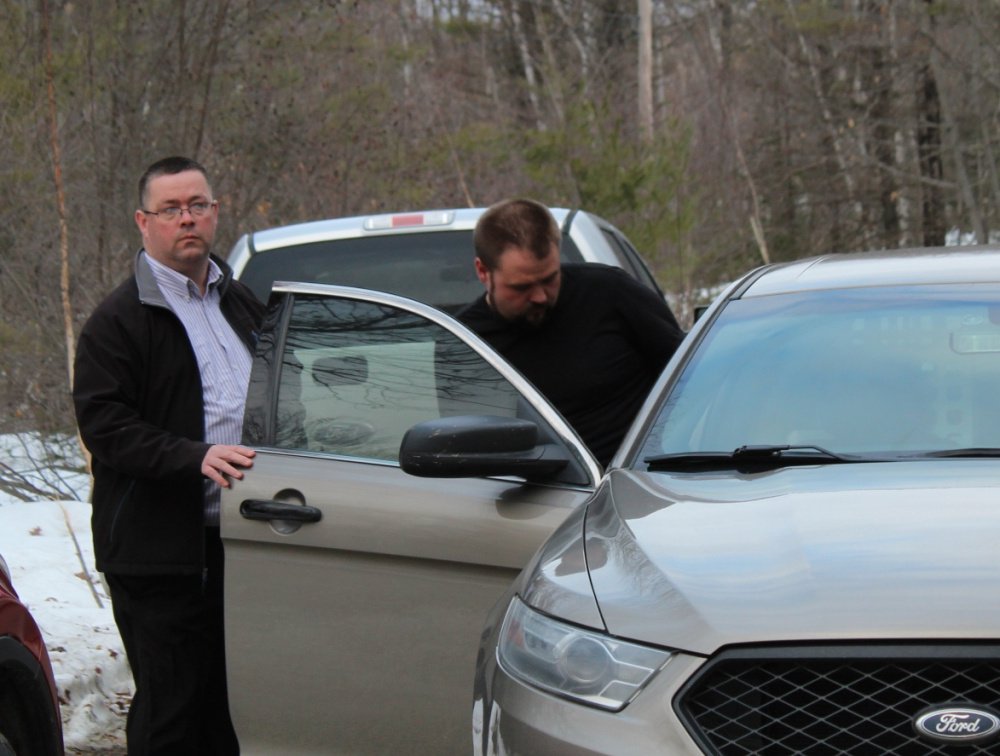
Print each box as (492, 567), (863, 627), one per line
(222, 283), (600, 754)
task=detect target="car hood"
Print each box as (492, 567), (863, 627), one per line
(586, 462), (1000, 656)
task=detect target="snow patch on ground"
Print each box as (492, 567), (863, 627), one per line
(0, 435), (128, 749)
(0, 499), (130, 749)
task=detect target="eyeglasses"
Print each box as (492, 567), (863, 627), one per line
(140, 201), (217, 221)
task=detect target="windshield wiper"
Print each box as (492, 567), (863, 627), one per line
(910, 447), (1000, 459)
(644, 444), (864, 472)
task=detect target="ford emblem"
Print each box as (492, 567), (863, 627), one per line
(914, 705), (1000, 744)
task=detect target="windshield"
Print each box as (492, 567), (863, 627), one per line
(638, 284), (1000, 463)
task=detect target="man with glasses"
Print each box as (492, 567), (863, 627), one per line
(73, 156), (263, 754)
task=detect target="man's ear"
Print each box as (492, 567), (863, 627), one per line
(474, 257), (490, 286)
(135, 209), (149, 238)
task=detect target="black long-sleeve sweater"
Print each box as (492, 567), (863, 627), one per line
(458, 263), (684, 466)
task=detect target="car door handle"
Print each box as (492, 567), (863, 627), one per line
(239, 499), (323, 523)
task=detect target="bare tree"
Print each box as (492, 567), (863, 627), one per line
(39, 0), (75, 389)
(5, 0), (1000, 435)
(638, 0), (654, 142)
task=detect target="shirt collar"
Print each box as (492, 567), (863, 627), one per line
(144, 252), (222, 300)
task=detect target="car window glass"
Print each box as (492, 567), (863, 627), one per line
(640, 286), (1000, 458)
(598, 228), (637, 275)
(558, 235), (584, 264)
(241, 230), (586, 313)
(240, 231), (480, 314)
(273, 294), (577, 470)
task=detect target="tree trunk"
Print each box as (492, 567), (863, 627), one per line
(41, 0), (90, 469)
(638, 0), (654, 143)
(870, 41), (900, 246)
(551, 0), (591, 94)
(40, 0), (75, 390)
(932, 52), (987, 243)
(510, 1), (544, 130)
(917, 3), (946, 246)
(786, 0), (862, 226)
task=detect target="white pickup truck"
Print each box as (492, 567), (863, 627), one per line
(227, 206), (663, 312)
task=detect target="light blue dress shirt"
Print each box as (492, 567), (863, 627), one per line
(145, 253), (253, 525)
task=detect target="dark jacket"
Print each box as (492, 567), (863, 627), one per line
(459, 263), (684, 466)
(73, 252), (264, 575)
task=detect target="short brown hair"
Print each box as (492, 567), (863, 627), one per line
(138, 156), (210, 208)
(473, 198), (560, 271)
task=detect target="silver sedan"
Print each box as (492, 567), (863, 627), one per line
(222, 247), (1000, 754)
(461, 248), (1000, 754)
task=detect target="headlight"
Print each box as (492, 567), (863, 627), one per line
(497, 596), (671, 711)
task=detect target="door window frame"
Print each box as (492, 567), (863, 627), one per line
(243, 282), (602, 487)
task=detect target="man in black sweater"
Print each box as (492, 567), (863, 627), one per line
(458, 198), (685, 466)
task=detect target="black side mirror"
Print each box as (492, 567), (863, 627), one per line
(399, 415), (569, 482)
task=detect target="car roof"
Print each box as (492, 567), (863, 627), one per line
(742, 246), (1000, 298)
(246, 207), (576, 252)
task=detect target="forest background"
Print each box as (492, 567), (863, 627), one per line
(2, 0), (1000, 482)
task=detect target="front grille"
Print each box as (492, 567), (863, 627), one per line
(675, 645), (1000, 755)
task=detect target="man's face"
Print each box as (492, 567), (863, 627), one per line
(475, 243), (561, 327)
(135, 169), (218, 282)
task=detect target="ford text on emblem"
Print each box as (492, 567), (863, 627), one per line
(913, 705), (1000, 745)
